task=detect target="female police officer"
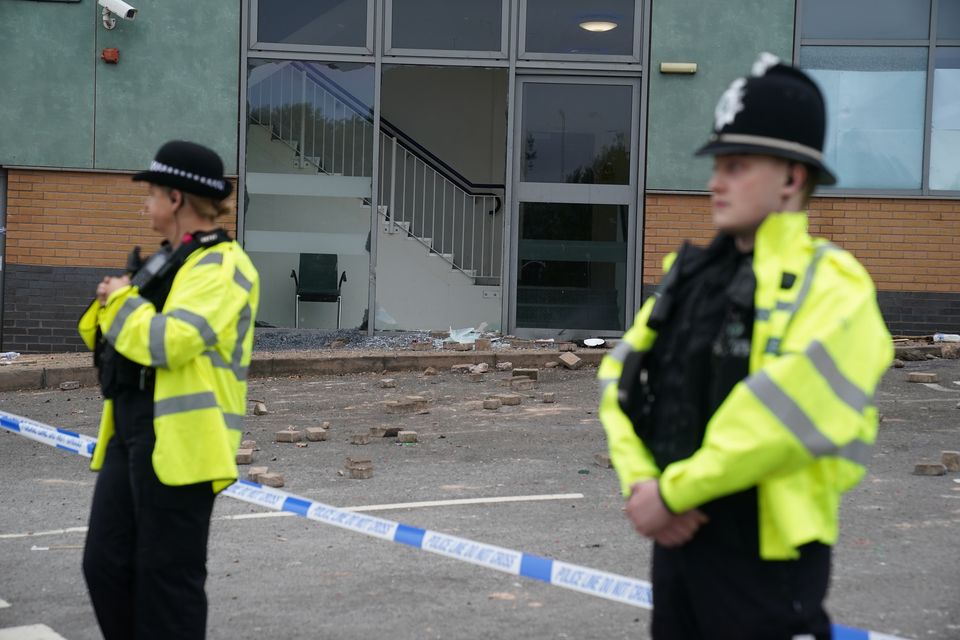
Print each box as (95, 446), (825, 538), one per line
(78, 141), (260, 639)
(599, 54), (892, 638)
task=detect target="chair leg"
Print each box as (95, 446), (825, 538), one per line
(295, 295), (300, 329)
(336, 296), (342, 330)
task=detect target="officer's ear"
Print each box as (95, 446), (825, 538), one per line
(783, 162), (807, 194)
(167, 188), (184, 210)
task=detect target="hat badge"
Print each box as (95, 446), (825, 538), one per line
(714, 77), (746, 130)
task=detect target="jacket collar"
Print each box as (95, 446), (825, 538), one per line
(754, 211), (809, 261)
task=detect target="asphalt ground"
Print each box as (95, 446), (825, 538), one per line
(0, 359), (958, 639)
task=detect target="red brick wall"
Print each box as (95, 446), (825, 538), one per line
(642, 193), (960, 293)
(5, 169), (238, 269)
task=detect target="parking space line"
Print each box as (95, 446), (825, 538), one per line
(0, 598), (9, 609)
(0, 625), (69, 640)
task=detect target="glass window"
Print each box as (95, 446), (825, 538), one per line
(520, 83), (632, 185)
(390, 0), (502, 52)
(524, 0), (635, 57)
(801, 47), (927, 189)
(930, 47), (960, 190)
(517, 203), (627, 330)
(245, 60), (374, 329)
(939, 0), (960, 40)
(256, 0), (368, 48)
(801, 0), (930, 40)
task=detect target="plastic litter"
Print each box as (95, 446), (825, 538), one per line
(933, 333), (960, 343)
(0, 352), (20, 362)
(448, 322), (488, 344)
(583, 338), (605, 347)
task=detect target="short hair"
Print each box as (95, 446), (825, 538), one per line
(160, 186), (231, 219)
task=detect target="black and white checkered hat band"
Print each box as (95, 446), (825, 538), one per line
(150, 160), (226, 192)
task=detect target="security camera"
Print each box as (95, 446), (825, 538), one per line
(98, 0), (137, 29)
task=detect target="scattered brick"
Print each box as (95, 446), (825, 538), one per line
(235, 448), (254, 465)
(430, 330), (450, 339)
(246, 466), (268, 482)
(542, 392), (556, 403)
(253, 402), (268, 415)
(942, 344), (960, 359)
(350, 433), (371, 445)
(913, 462), (946, 476)
(471, 363), (490, 374)
(305, 427), (328, 442)
(511, 378), (536, 391)
(58, 381), (80, 391)
(558, 353), (582, 370)
(907, 372), (938, 383)
(241, 439), (258, 450)
(346, 456), (372, 468)
(495, 393), (522, 406)
(483, 398), (501, 410)
(558, 342), (578, 352)
(891, 359), (905, 368)
(397, 430), (418, 443)
(942, 451), (960, 472)
(444, 342), (473, 351)
(544, 361), (559, 369)
(510, 339), (534, 349)
(369, 426), (388, 438)
(423, 367), (438, 376)
(295, 442), (308, 448)
(258, 473), (285, 488)
(513, 368), (538, 381)
(380, 378), (396, 388)
(410, 341), (433, 351)
(349, 467), (374, 479)
(593, 453), (612, 468)
(451, 364), (473, 374)
(384, 400), (418, 415)
(496, 362), (513, 372)
(275, 429), (302, 443)
(330, 339), (347, 348)
(468, 372), (485, 383)
(475, 338), (492, 351)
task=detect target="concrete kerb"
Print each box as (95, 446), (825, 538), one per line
(0, 350), (606, 392)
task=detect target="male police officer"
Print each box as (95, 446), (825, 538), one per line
(598, 53), (892, 639)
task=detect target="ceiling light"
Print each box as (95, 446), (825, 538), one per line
(579, 20), (618, 32)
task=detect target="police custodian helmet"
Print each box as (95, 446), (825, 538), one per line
(696, 52), (836, 185)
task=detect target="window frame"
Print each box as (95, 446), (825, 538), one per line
(794, 0), (960, 196)
(250, 0), (376, 55)
(518, 0), (643, 64)
(383, 0), (510, 59)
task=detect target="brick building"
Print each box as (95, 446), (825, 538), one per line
(1, 0), (958, 352)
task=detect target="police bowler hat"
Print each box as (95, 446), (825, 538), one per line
(133, 140), (233, 200)
(696, 52), (836, 185)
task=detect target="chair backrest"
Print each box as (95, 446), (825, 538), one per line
(297, 253), (338, 295)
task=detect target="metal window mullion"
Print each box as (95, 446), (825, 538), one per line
(799, 38), (932, 46)
(922, 1), (938, 194)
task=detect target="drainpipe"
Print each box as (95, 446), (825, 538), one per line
(0, 169), (6, 349)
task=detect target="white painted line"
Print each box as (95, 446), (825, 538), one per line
(0, 598), (9, 609)
(921, 383), (959, 393)
(0, 624), (69, 640)
(952, 381), (960, 387)
(0, 527), (87, 541)
(219, 493), (585, 521)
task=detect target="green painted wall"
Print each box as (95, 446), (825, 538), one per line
(645, 0), (796, 191)
(0, 0), (240, 173)
(0, 0), (96, 168)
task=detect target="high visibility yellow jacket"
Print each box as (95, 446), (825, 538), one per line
(78, 240), (260, 493)
(598, 213), (892, 560)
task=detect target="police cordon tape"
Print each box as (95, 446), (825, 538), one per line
(0, 409), (907, 640)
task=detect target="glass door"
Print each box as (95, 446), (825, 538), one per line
(509, 76), (640, 336)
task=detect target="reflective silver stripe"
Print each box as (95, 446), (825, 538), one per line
(776, 300), (793, 311)
(205, 349), (230, 369)
(764, 244), (838, 356)
(836, 438), (872, 466)
(169, 309), (218, 347)
(806, 340), (871, 414)
(195, 252), (224, 267)
(756, 308), (771, 321)
(224, 412), (244, 431)
(231, 304), (252, 380)
(149, 315), (167, 368)
(607, 340), (633, 364)
(155, 392), (218, 418)
(748, 370), (870, 465)
(105, 296), (148, 343)
(598, 378), (616, 396)
(765, 338), (781, 354)
(234, 268), (253, 292)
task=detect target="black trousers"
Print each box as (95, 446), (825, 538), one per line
(651, 539), (832, 640)
(83, 391), (216, 640)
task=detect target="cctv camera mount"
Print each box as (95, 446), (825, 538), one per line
(101, 6), (117, 29)
(98, 0), (138, 29)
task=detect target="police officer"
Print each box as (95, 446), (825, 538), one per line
(78, 141), (260, 639)
(598, 54), (892, 639)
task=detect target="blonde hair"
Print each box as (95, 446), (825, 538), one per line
(160, 186), (231, 219)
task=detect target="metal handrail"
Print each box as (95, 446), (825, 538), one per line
(247, 61), (503, 282)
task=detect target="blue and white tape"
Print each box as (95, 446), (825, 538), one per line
(0, 409), (908, 638)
